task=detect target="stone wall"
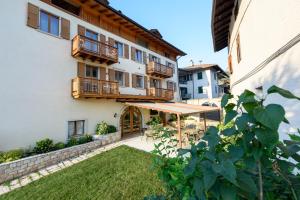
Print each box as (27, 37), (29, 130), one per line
(0, 132), (121, 184)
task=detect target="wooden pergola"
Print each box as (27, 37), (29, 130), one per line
(125, 102), (221, 148)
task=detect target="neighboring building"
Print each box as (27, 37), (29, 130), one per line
(178, 64), (229, 100)
(211, 0), (300, 138)
(0, 0), (185, 150)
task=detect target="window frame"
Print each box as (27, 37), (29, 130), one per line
(115, 41), (124, 57)
(85, 65), (99, 79)
(198, 86), (203, 94)
(39, 10), (60, 36)
(68, 120), (85, 138)
(135, 75), (144, 89)
(197, 72), (203, 80)
(135, 49), (143, 63)
(115, 70), (125, 87)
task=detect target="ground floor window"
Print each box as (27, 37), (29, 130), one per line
(68, 120), (85, 138)
(198, 86), (203, 94)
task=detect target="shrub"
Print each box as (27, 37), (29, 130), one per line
(107, 125), (117, 134)
(33, 138), (54, 154)
(168, 114), (177, 122)
(96, 121), (109, 135)
(146, 116), (162, 126)
(66, 137), (78, 147)
(54, 142), (65, 150)
(78, 134), (93, 144)
(0, 149), (24, 163)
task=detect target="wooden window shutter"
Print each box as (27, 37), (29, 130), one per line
(61, 18), (70, 40)
(144, 76), (148, 89)
(100, 34), (106, 43)
(173, 81), (177, 92)
(132, 74), (136, 88)
(108, 69), (115, 81)
(124, 44), (129, 59)
(100, 67), (106, 80)
(131, 47), (136, 61)
(78, 25), (85, 35)
(236, 34), (242, 63)
(167, 81), (173, 90)
(108, 37), (115, 46)
(125, 72), (129, 87)
(27, 3), (39, 29)
(77, 63), (85, 78)
(228, 54), (233, 74)
(143, 51), (147, 64)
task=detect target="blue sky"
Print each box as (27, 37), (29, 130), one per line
(109, 0), (228, 70)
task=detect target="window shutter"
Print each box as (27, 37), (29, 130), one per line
(100, 34), (106, 55)
(61, 18), (70, 40)
(124, 44), (129, 59)
(173, 82), (177, 92)
(144, 76), (148, 89)
(77, 62), (85, 78)
(108, 37), (115, 46)
(143, 51), (147, 64)
(132, 74), (136, 88)
(27, 3), (39, 29)
(108, 69), (115, 81)
(100, 67), (106, 80)
(167, 81), (173, 90)
(228, 54), (233, 74)
(125, 72), (129, 87)
(131, 47), (136, 61)
(78, 25), (85, 35)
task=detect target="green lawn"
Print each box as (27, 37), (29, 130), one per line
(0, 145), (165, 200)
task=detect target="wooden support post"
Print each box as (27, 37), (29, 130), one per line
(203, 112), (207, 131)
(177, 113), (182, 148)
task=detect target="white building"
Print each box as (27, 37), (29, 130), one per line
(178, 64), (229, 100)
(0, 0), (186, 151)
(212, 0), (300, 138)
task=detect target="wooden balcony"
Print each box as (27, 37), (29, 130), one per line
(72, 35), (118, 65)
(146, 61), (173, 78)
(147, 88), (174, 100)
(72, 77), (174, 102)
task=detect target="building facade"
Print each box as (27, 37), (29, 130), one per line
(212, 0), (300, 138)
(0, 0), (185, 150)
(178, 64), (228, 100)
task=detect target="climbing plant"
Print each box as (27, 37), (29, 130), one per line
(146, 85), (300, 200)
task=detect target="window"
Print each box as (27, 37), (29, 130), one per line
(68, 120), (85, 138)
(236, 34), (242, 63)
(188, 74), (193, 81)
(198, 86), (203, 94)
(135, 49), (143, 63)
(115, 42), (124, 57)
(85, 65), (98, 79)
(197, 72), (203, 80)
(115, 71), (124, 86)
(40, 11), (59, 36)
(136, 75), (143, 88)
(85, 29), (98, 52)
(150, 55), (160, 63)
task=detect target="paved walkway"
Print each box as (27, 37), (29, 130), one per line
(0, 135), (156, 196)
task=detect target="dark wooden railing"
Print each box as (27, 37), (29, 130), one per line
(147, 61), (173, 78)
(147, 88), (174, 100)
(72, 77), (119, 98)
(72, 35), (118, 63)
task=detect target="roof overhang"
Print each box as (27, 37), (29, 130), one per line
(211, 0), (235, 52)
(125, 102), (220, 115)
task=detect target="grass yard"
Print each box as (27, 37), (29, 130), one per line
(0, 145), (165, 200)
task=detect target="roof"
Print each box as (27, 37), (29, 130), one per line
(211, 0), (235, 52)
(179, 64), (229, 77)
(95, 0), (186, 56)
(125, 102), (220, 115)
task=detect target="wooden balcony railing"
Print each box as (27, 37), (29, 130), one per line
(147, 88), (174, 100)
(72, 35), (118, 64)
(72, 77), (119, 98)
(147, 61), (173, 78)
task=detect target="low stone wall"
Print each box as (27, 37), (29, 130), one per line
(0, 132), (121, 184)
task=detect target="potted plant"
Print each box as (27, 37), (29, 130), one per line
(93, 121), (119, 141)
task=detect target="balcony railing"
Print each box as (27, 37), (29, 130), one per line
(72, 35), (118, 64)
(72, 77), (119, 98)
(147, 61), (173, 78)
(147, 88), (174, 100)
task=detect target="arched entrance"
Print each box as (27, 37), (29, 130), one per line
(120, 106), (142, 137)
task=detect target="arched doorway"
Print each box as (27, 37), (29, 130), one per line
(120, 106), (142, 137)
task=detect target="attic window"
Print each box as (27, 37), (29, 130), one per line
(51, 0), (80, 16)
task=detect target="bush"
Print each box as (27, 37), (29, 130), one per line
(146, 116), (162, 126)
(78, 134), (93, 144)
(96, 121), (109, 135)
(0, 149), (24, 163)
(107, 125), (117, 134)
(66, 137), (78, 147)
(168, 114), (177, 122)
(54, 142), (65, 150)
(33, 138), (54, 154)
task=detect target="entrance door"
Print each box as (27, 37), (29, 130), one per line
(121, 106), (142, 136)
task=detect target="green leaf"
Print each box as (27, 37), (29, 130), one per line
(201, 161), (217, 190)
(283, 116), (290, 124)
(225, 103), (236, 113)
(193, 177), (205, 199)
(289, 134), (300, 142)
(243, 102), (259, 114)
(221, 94), (233, 108)
(267, 85), (300, 100)
(228, 146), (244, 162)
(236, 171), (257, 195)
(253, 104), (285, 131)
(255, 128), (279, 147)
(184, 158), (197, 176)
(220, 184), (237, 200)
(236, 114), (250, 130)
(252, 147), (263, 161)
(238, 90), (256, 105)
(222, 160), (237, 184)
(224, 110), (238, 125)
(203, 127), (220, 148)
(223, 127), (236, 136)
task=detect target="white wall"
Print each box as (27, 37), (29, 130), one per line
(228, 0), (300, 139)
(0, 0), (178, 150)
